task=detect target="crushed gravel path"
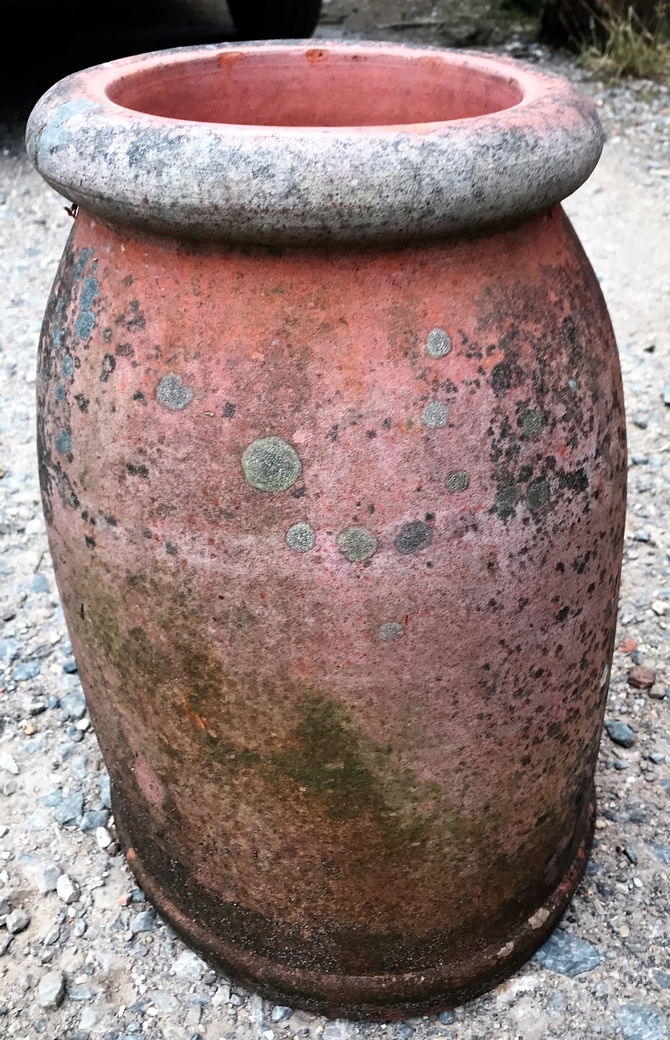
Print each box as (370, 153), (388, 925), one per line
(1, 9), (670, 1040)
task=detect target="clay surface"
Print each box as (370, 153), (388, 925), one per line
(26, 42), (603, 244)
(35, 200), (625, 1014)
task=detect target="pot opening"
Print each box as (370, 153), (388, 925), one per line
(105, 49), (524, 128)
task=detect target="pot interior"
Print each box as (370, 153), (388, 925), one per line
(105, 48), (524, 127)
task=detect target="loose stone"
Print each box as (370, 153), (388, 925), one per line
(34, 864), (61, 894)
(131, 909), (156, 935)
(0, 752), (18, 776)
(605, 720), (635, 748)
(80, 810), (109, 832)
(6, 908), (30, 934)
(53, 791), (84, 826)
(171, 950), (208, 976)
(533, 931), (603, 975)
(628, 665), (657, 688)
(60, 691), (87, 720)
(615, 1002), (669, 1040)
(56, 874), (80, 904)
(96, 826), (113, 849)
(37, 971), (65, 1009)
(12, 661), (40, 681)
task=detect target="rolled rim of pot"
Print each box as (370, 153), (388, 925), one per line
(26, 41), (604, 246)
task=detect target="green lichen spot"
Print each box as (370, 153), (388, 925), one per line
(242, 436), (302, 493)
(526, 476), (549, 510)
(425, 327), (452, 359)
(521, 410), (544, 439)
(55, 428), (72, 455)
(494, 484), (520, 519)
(446, 470), (470, 493)
(337, 525), (377, 562)
(286, 522), (316, 552)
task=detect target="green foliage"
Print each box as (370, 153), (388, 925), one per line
(582, 2), (670, 79)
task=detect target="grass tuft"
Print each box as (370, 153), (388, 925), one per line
(582, 2), (670, 79)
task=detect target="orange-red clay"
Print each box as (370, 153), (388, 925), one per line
(28, 43), (626, 1018)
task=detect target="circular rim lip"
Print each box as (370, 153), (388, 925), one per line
(78, 41), (543, 135)
(26, 40), (604, 244)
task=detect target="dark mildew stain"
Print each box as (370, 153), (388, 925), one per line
(526, 477), (550, 510)
(521, 410), (544, 439)
(100, 354), (116, 382)
(394, 521), (433, 555)
(493, 484), (521, 519)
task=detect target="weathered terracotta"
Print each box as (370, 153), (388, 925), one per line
(28, 43), (626, 1019)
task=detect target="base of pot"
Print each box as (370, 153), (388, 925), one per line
(118, 794), (595, 1020)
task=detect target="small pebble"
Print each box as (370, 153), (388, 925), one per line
(6, 908), (30, 934)
(628, 665), (657, 689)
(130, 909), (156, 935)
(53, 791), (84, 826)
(60, 690), (86, 721)
(533, 931), (603, 975)
(0, 752), (18, 776)
(37, 970), (65, 1009)
(56, 874), (80, 904)
(80, 809), (109, 833)
(615, 1001), (669, 1040)
(96, 826), (113, 849)
(604, 720), (636, 748)
(34, 864), (61, 894)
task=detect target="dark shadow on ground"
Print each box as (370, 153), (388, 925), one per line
(0, 0), (236, 127)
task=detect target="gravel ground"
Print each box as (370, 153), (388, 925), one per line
(2, 7), (670, 1040)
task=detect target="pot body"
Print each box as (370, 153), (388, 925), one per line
(37, 204), (625, 1017)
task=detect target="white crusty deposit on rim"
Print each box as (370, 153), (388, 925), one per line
(26, 41), (605, 245)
